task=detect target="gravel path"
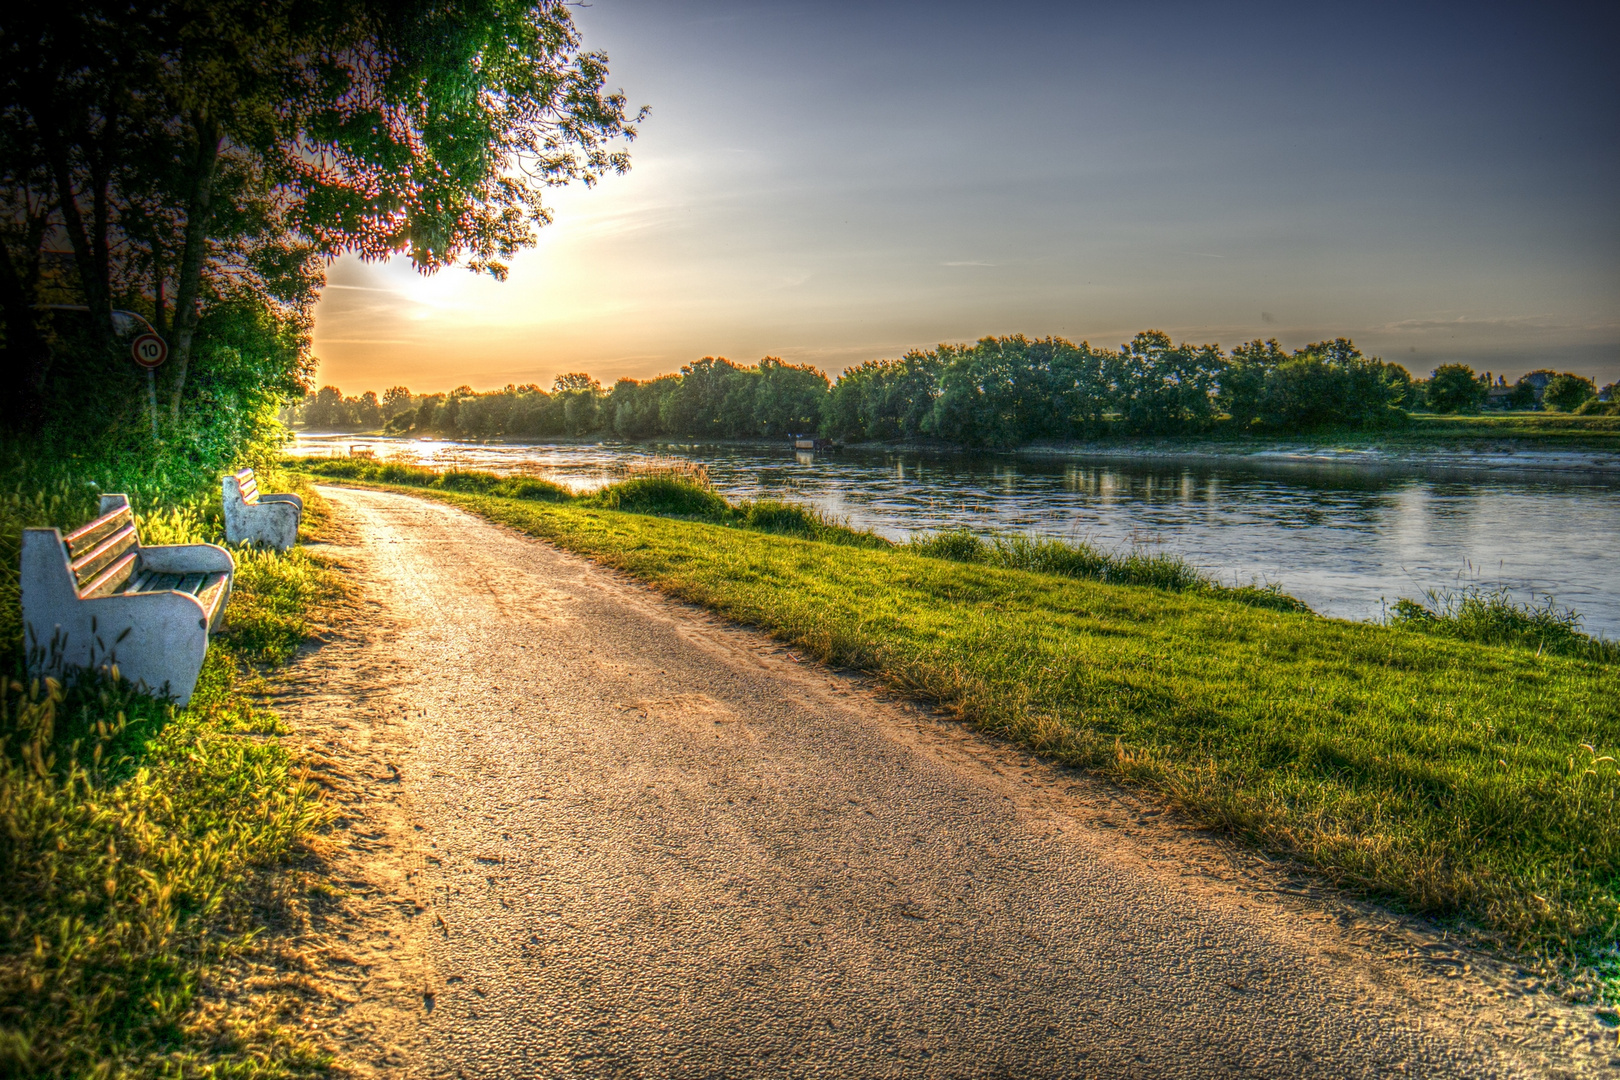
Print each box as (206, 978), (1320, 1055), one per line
(310, 484), (1608, 1079)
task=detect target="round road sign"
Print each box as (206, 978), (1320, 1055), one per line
(132, 333), (168, 369)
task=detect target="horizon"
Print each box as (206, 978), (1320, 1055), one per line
(310, 0), (1620, 395)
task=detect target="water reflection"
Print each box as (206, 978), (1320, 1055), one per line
(293, 434), (1620, 636)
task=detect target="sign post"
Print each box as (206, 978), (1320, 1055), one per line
(131, 333), (168, 438)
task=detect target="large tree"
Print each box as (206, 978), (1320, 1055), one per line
(0, 1), (644, 435)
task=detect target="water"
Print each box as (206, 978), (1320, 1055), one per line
(292, 433), (1620, 637)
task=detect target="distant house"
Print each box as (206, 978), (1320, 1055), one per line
(1484, 380), (1516, 409)
(1519, 370), (1555, 403)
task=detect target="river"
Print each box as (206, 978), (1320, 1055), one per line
(292, 433), (1620, 638)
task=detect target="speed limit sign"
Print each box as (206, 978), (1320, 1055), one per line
(131, 333), (168, 369)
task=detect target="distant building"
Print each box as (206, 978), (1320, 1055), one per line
(1519, 370), (1555, 402)
(1484, 378), (1515, 409)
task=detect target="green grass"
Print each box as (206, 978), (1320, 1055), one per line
(294, 457), (1620, 996)
(1391, 587), (1620, 663)
(1, 459), (343, 1078)
(1400, 412), (1620, 446)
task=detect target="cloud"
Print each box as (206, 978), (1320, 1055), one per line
(314, 338), (418, 345)
(1374, 314), (1620, 334)
(943, 260), (996, 267)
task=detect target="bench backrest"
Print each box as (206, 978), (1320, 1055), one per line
(233, 468), (260, 505)
(61, 503), (139, 598)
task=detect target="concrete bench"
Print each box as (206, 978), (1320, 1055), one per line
(20, 495), (234, 705)
(222, 467), (303, 551)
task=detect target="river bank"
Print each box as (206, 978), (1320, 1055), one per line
(291, 458), (1620, 1002)
(292, 432), (1620, 639)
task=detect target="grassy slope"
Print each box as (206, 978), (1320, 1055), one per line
(1, 469), (343, 1078)
(301, 467), (1619, 990)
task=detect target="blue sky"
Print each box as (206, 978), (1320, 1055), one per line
(312, 0), (1619, 393)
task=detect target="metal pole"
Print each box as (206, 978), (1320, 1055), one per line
(147, 368), (159, 439)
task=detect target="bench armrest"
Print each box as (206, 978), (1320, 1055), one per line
(258, 492), (303, 512)
(139, 542), (236, 575)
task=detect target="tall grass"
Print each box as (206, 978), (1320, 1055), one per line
(908, 529), (1311, 612)
(1390, 586), (1618, 662)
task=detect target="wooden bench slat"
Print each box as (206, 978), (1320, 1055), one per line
(138, 571), (183, 593)
(79, 550), (139, 599)
(70, 524), (138, 589)
(195, 573), (230, 625)
(64, 506), (134, 558)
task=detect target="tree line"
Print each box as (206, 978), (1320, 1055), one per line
(291, 332), (1614, 446)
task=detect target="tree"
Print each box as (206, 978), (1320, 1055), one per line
(753, 357), (829, 437)
(382, 386), (414, 418)
(1542, 373), (1597, 412)
(1110, 331), (1224, 433)
(1, 1), (645, 442)
(553, 373), (602, 393)
(1424, 364), (1488, 414)
(1219, 339), (1286, 427)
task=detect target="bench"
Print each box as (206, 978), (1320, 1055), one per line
(222, 467), (303, 551)
(20, 495), (234, 705)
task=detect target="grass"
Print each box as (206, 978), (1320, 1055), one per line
(1, 458), (344, 1078)
(293, 456), (1620, 997)
(1399, 412), (1620, 446)
(1391, 587), (1620, 663)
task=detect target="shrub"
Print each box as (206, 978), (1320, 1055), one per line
(1543, 373), (1598, 413)
(1389, 587), (1617, 661)
(587, 476), (730, 518)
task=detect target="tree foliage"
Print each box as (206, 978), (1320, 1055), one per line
(1423, 364), (1489, 414)
(304, 333), (1431, 445)
(0, 1), (643, 468)
(1542, 373), (1597, 412)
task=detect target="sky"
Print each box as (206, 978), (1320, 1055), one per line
(310, 0), (1620, 395)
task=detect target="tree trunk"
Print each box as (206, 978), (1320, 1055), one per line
(168, 115), (221, 422)
(42, 137), (116, 354)
(152, 233), (169, 340)
(0, 246), (51, 431)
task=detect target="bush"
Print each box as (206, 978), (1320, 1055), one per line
(1389, 587), (1616, 662)
(1543, 373), (1598, 413)
(1424, 364), (1489, 414)
(586, 476), (730, 518)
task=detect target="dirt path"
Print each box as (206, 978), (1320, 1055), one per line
(284, 484), (1617, 1079)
